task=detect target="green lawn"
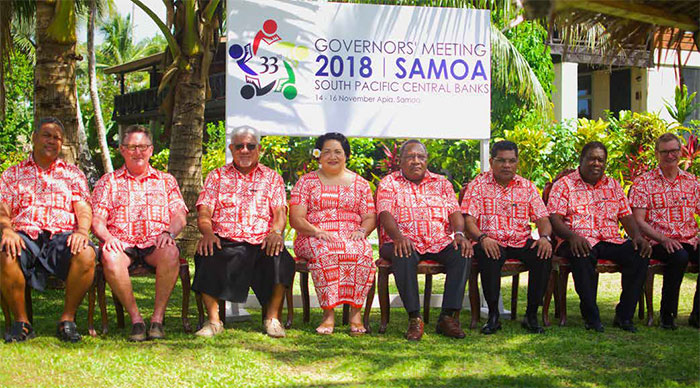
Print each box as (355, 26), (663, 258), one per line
(1, 269), (698, 388)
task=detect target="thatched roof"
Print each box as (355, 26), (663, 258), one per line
(523, 0), (699, 62)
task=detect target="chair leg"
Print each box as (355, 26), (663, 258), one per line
(285, 284), (294, 329)
(342, 304), (350, 325)
(300, 272), (310, 324)
(553, 269), (561, 319)
(510, 274), (519, 321)
(638, 283), (645, 321)
(25, 285), (32, 326)
(195, 292), (205, 329)
(218, 299), (226, 324)
(542, 269), (555, 327)
(87, 279), (97, 337)
(179, 264), (192, 333)
(377, 266), (390, 334)
(558, 269), (569, 326)
(113, 291), (125, 329)
(363, 280), (375, 334)
(469, 266), (480, 329)
(423, 274), (433, 325)
(97, 268), (108, 334)
(645, 271), (655, 326)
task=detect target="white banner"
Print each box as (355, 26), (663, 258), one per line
(226, 0), (491, 140)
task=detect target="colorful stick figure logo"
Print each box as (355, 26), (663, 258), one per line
(229, 19), (308, 101)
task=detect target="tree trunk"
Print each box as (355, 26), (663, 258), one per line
(167, 56), (205, 258)
(88, 0), (113, 174)
(34, 0), (97, 181)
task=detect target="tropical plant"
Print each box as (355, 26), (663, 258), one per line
(133, 0), (223, 255)
(665, 84), (700, 127)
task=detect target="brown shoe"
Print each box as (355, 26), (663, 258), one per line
(436, 315), (466, 338)
(406, 317), (424, 341)
(148, 322), (165, 340)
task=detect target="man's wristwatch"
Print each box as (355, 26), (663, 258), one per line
(540, 234), (552, 243)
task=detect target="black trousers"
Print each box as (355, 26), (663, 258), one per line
(652, 243), (699, 320)
(558, 240), (648, 324)
(474, 239), (551, 317)
(380, 243), (470, 314)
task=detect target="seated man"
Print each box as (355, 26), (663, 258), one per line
(548, 141), (651, 332)
(376, 139), (472, 341)
(192, 126), (294, 338)
(92, 125), (188, 341)
(462, 141), (552, 335)
(0, 117), (96, 343)
(629, 133), (699, 329)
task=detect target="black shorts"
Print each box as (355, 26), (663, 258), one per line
(123, 246), (158, 271)
(192, 237), (295, 306)
(12, 231), (97, 291)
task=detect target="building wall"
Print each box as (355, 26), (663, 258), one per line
(647, 49), (700, 122)
(591, 70), (610, 119)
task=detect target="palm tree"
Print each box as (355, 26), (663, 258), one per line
(133, 0), (222, 256)
(88, 0), (113, 173)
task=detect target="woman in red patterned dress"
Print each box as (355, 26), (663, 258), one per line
(289, 133), (376, 335)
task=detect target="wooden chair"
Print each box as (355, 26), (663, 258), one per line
(88, 257), (194, 335)
(290, 258), (375, 332)
(376, 255), (451, 333)
(2, 276), (100, 335)
(640, 260), (700, 326)
(194, 276), (295, 330)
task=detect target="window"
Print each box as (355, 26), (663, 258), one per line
(578, 74), (592, 119)
(681, 67), (700, 123)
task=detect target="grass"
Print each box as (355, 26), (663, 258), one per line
(1, 267), (698, 388)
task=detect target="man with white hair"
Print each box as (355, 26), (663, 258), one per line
(192, 126), (294, 338)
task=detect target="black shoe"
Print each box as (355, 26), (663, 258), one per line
(148, 322), (165, 340)
(128, 322), (148, 342)
(56, 321), (82, 343)
(613, 314), (637, 333)
(5, 321), (35, 343)
(689, 313), (699, 328)
(584, 321), (604, 333)
(480, 314), (501, 335)
(660, 316), (678, 330)
(521, 315), (545, 334)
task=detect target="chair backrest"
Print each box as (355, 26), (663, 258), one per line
(542, 168), (575, 205)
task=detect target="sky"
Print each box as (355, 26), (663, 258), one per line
(79, 0), (166, 44)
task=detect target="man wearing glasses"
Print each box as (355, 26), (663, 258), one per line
(0, 117), (96, 343)
(629, 133), (700, 329)
(91, 125), (188, 341)
(191, 126), (294, 338)
(462, 140), (553, 335)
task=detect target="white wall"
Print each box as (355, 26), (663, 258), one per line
(591, 70), (610, 119)
(647, 49), (700, 122)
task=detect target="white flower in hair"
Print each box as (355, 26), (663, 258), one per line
(312, 148), (321, 158)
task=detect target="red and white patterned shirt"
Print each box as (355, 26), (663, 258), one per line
(462, 171), (548, 248)
(376, 171), (459, 254)
(0, 156), (90, 239)
(629, 167), (700, 246)
(91, 165), (188, 248)
(196, 163), (286, 245)
(547, 169), (631, 247)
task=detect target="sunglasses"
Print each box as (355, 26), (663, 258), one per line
(233, 143), (257, 151)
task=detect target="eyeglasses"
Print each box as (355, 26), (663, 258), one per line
(122, 144), (152, 152)
(658, 148), (681, 156)
(493, 157), (517, 165)
(233, 143), (257, 151)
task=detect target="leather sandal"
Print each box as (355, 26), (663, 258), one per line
(5, 321), (35, 343)
(56, 321), (82, 343)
